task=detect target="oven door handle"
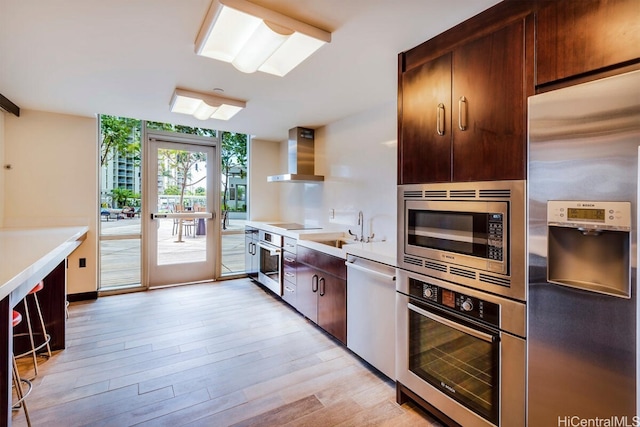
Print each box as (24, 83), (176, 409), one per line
(258, 243), (281, 256)
(408, 303), (496, 343)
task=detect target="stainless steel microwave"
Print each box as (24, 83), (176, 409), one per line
(398, 180), (526, 302)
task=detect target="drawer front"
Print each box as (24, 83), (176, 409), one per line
(283, 237), (297, 254)
(283, 282), (297, 306)
(283, 253), (297, 283)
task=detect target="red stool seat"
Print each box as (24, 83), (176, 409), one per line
(14, 279), (51, 376)
(12, 310), (22, 327)
(29, 281), (44, 294)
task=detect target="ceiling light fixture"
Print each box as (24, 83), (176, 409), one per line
(170, 88), (246, 121)
(195, 0), (331, 77)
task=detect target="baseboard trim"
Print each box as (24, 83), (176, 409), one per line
(67, 291), (98, 302)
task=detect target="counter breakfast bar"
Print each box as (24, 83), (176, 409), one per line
(0, 226), (88, 426)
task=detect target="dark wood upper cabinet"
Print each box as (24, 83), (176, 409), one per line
(451, 19), (527, 182)
(398, 0), (639, 185)
(399, 9), (533, 184)
(399, 53), (452, 184)
(536, 0), (640, 87)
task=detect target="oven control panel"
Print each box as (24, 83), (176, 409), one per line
(409, 278), (499, 327)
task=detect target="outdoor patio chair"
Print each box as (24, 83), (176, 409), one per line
(182, 217), (195, 236)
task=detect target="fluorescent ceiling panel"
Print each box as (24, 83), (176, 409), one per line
(170, 88), (246, 121)
(195, 0), (331, 76)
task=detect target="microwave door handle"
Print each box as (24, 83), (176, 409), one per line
(408, 303), (495, 343)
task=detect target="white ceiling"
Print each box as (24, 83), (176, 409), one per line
(0, 0), (500, 142)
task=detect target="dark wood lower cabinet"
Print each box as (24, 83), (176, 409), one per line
(296, 262), (318, 323)
(296, 247), (347, 345)
(316, 274), (346, 344)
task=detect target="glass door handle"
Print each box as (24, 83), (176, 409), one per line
(151, 212), (213, 220)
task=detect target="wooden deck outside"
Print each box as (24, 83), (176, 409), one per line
(100, 218), (246, 290)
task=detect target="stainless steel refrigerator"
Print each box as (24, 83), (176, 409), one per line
(528, 70), (640, 425)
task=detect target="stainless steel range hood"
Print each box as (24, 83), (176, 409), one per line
(267, 127), (324, 182)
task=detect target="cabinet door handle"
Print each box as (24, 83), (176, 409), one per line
(284, 257), (295, 263)
(458, 96), (468, 131)
(312, 274), (319, 293)
(319, 277), (326, 296)
(436, 103), (445, 136)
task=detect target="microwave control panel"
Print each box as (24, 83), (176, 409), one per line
(547, 201), (631, 230)
(409, 278), (499, 327)
(488, 213), (504, 261)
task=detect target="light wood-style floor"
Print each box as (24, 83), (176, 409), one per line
(12, 279), (442, 426)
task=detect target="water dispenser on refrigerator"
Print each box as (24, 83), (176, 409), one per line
(546, 200), (631, 298)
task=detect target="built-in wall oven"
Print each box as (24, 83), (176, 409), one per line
(396, 269), (525, 427)
(398, 180), (526, 301)
(258, 230), (283, 296)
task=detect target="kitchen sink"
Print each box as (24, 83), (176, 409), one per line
(314, 239), (351, 249)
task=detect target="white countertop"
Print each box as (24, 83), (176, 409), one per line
(343, 240), (397, 267)
(0, 226), (88, 301)
(246, 221), (397, 266)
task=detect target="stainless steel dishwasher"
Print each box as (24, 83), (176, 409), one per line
(345, 254), (396, 379)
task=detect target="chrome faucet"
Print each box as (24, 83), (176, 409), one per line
(349, 210), (374, 242)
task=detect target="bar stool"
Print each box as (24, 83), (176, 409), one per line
(12, 310), (32, 427)
(15, 280), (52, 376)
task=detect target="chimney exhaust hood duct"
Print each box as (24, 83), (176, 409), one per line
(267, 127), (324, 182)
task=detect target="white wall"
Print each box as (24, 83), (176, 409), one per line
(277, 101), (398, 243)
(248, 137), (282, 221)
(4, 110), (97, 295)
